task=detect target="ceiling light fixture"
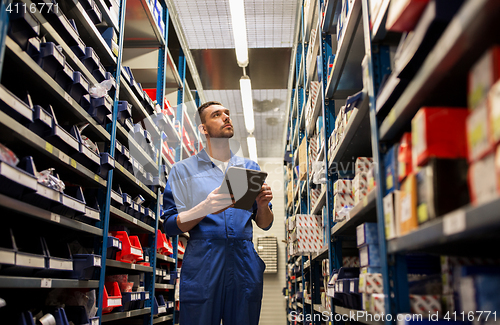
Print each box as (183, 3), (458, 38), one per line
(247, 135), (258, 161)
(229, 0), (249, 67)
(240, 75), (255, 133)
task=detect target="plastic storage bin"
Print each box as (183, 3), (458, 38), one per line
(110, 231), (144, 264)
(106, 236), (122, 259)
(8, 10), (40, 51)
(28, 104), (52, 137)
(116, 292), (141, 312)
(82, 47), (99, 72)
(0, 155), (37, 199)
(37, 42), (65, 79)
(71, 254), (101, 280)
(88, 95), (112, 125)
(42, 237), (73, 272)
(53, 186), (86, 218)
(102, 282), (122, 314)
(117, 101), (132, 126)
(0, 228), (16, 267)
(64, 306), (97, 325)
(69, 71), (90, 107)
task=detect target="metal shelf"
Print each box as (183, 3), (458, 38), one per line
(124, 0), (165, 47)
(155, 283), (175, 290)
(328, 96), (371, 172)
(306, 87), (324, 137)
(331, 189), (377, 237)
(64, 0), (117, 66)
(94, 0), (119, 33)
(297, 302), (304, 309)
(161, 153), (174, 170)
(101, 308), (152, 323)
(153, 314), (174, 324)
(297, 276), (302, 282)
(106, 259), (153, 272)
(177, 254), (183, 260)
(0, 106), (107, 188)
(114, 161), (157, 200)
(304, 297), (312, 305)
(0, 276), (99, 288)
(156, 253), (175, 263)
(370, 0), (391, 41)
(313, 304), (329, 314)
(109, 206), (155, 233)
(0, 193), (103, 236)
(119, 76), (161, 138)
(321, 0), (341, 33)
(387, 197), (500, 256)
(335, 306), (384, 325)
(4, 37), (110, 142)
(379, 0), (500, 141)
(116, 123), (159, 173)
(312, 188), (326, 215)
(325, 0), (364, 99)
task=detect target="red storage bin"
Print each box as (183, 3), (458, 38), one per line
(157, 230), (169, 255)
(166, 237), (173, 255)
(102, 282), (122, 314)
(110, 231), (144, 264)
(178, 240), (185, 256)
(411, 107), (468, 168)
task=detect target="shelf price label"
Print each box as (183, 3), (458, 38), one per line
(70, 159), (77, 168)
(94, 174), (100, 182)
(41, 278), (52, 288)
(45, 142), (53, 154)
(443, 210), (466, 236)
(50, 213), (60, 223)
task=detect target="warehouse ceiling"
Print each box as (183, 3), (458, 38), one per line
(171, 0), (298, 158)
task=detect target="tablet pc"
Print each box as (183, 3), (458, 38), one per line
(219, 166), (268, 210)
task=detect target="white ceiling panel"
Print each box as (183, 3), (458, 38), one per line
(172, 0), (297, 49)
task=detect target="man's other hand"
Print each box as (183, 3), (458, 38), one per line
(204, 186), (234, 214)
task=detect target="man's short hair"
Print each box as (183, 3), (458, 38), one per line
(197, 101), (223, 123)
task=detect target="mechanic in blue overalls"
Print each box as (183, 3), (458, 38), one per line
(162, 101), (274, 325)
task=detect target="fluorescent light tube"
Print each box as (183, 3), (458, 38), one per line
(247, 136), (258, 161)
(240, 76), (255, 133)
(229, 0), (249, 67)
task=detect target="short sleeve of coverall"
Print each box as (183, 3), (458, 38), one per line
(162, 166), (188, 237)
(250, 163), (273, 231)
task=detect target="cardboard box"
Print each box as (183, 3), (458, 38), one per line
(361, 266), (382, 274)
(334, 179), (352, 195)
(468, 46), (500, 110)
(359, 273), (383, 294)
(398, 132), (413, 182)
(399, 173), (418, 236)
(355, 157), (374, 175)
(334, 193), (355, 221)
(371, 294), (386, 314)
(384, 191), (400, 240)
(356, 223), (379, 247)
(416, 158), (469, 224)
(296, 214), (322, 228)
(488, 80), (500, 145)
(343, 256), (360, 268)
(459, 274), (500, 313)
(409, 295), (441, 315)
(353, 172), (369, 204)
(299, 138), (307, 181)
(411, 107), (468, 167)
(469, 152), (498, 205)
(386, 0), (430, 32)
(359, 244), (381, 267)
(385, 144), (399, 194)
(466, 100), (493, 162)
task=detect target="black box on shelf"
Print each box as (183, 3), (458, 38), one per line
(37, 42), (65, 79)
(71, 254), (101, 280)
(8, 10), (40, 51)
(22, 181), (62, 211)
(99, 152), (115, 178)
(88, 95), (113, 125)
(0, 228), (17, 267)
(26, 36), (41, 59)
(416, 158), (470, 225)
(69, 71), (90, 106)
(82, 47), (100, 72)
(0, 156), (38, 199)
(55, 60), (75, 90)
(117, 100), (132, 125)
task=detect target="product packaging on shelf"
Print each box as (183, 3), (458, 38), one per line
(371, 293), (385, 314)
(399, 173), (418, 236)
(353, 172), (369, 204)
(333, 193), (354, 221)
(299, 138), (307, 181)
(398, 133), (413, 182)
(412, 107), (468, 168)
(334, 179), (352, 195)
(468, 151), (498, 205)
(343, 256), (360, 268)
(385, 144), (399, 194)
(359, 244), (381, 267)
(359, 273), (383, 294)
(468, 46), (500, 110)
(356, 223), (379, 247)
(355, 157), (374, 175)
(409, 294), (442, 316)
(416, 158), (470, 224)
(383, 191), (400, 240)
(466, 100), (493, 162)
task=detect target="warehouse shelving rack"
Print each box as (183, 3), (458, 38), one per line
(285, 0), (500, 324)
(0, 0), (203, 324)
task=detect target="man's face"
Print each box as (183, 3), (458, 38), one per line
(201, 104), (234, 138)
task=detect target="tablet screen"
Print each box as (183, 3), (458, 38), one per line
(219, 166), (268, 210)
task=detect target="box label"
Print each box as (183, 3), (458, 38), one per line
(41, 278), (52, 288)
(443, 210), (466, 236)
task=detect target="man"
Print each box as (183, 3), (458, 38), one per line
(162, 101), (274, 325)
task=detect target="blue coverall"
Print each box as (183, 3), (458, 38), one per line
(162, 149), (272, 325)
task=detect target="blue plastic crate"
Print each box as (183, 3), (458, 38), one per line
(0, 156), (37, 199)
(106, 236), (122, 259)
(37, 42), (65, 79)
(8, 10), (40, 50)
(88, 95), (112, 125)
(71, 254), (101, 280)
